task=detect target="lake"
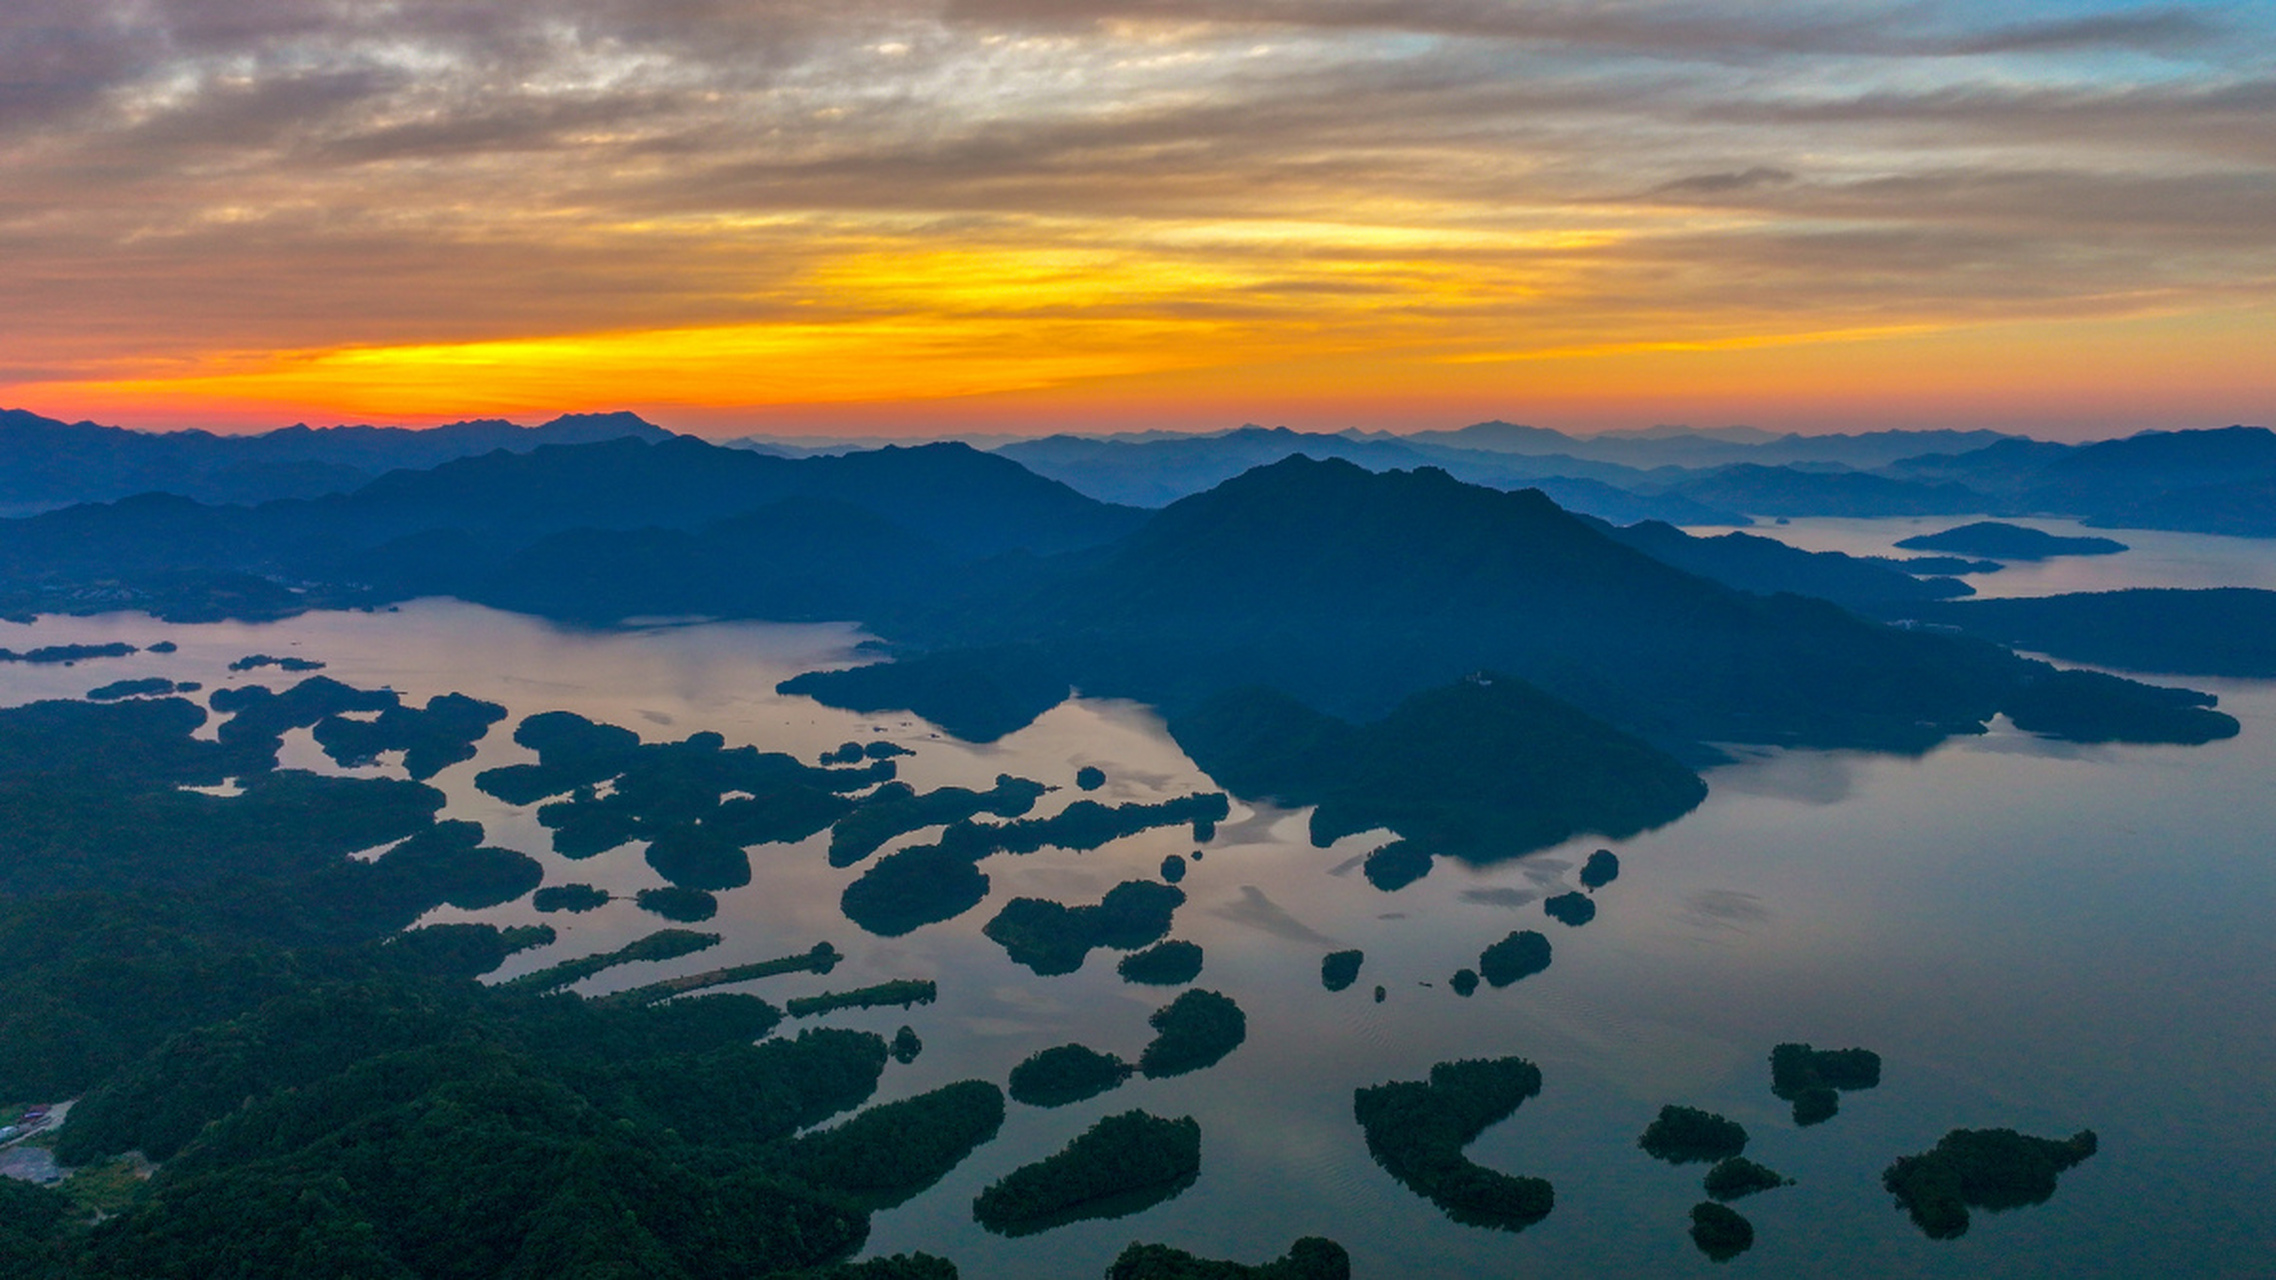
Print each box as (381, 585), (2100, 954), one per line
(3, 517), (2271, 1277)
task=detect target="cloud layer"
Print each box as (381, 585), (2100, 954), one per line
(3, 0), (2271, 431)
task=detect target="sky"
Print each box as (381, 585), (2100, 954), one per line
(2, 0), (2273, 439)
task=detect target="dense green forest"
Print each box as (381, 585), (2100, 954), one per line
(1882, 1128), (2099, 1238)
(1702, 1157), (1793, 1202)
(1105, 1237), (1350, 1279)
(1688, 1201), (1755, 1261)
(970, 1111), (1202, 1236)
(0, 691), (1007, 1277)
(1770, 1043), (1881, 1126)
(1320, 950), (1364, 992)
(1138, 990), (1248, 1078)
(985, 882), (1186, 976)
(1638, 1106), (1749, 1165)
(1006, 1045), (1134, 1108)
(1118, 940), (1204, 986)
(1351, 1057), (1553, 1231)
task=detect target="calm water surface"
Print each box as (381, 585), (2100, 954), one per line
(4, 524), (2273, 1277)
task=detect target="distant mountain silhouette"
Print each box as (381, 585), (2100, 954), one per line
(1885, 426), (2276, 535)
(884, 456), (2038, 751)
(0, 436), (1144, 623)
(0, 407), (673, 509)
(995, 426), (1740, 524)
(1598, 520), (1971, 608)
(1657, 464), (1995, 518)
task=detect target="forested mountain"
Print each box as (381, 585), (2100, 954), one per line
(0, 408), (672, 510)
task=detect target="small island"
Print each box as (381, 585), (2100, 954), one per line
(1008, 1043), (1134, 1108)
(1638, 1105), (1748, 1164)
(984, 880), (1187, 975)
(1882, 1127), (2099, 1239)
(1542, 891), (1595, 927)
(1770, 1042), (1881, 1125)
(891, 1025), (922, 1064)
(1703, 1156), (1793, 1202)
(1895, 521), (2128, 560)
(1321, 949), (1364, 992)
(1688, 1201), (1754, 1261)
(634, 885), (718, 922)
(1107, 1237), (1351, 1280)
(1479, 930), (1552, 987)
(1139, 989), (1248, 1078)
(784, 1079), (1005, 1209)
(787, 979), (937, 1019)
(532, 883), (611, 913)
(1118, 940), (1204, 986)
(971, 1109), (1201, 1236)
(1076, 765), (1107, 790)
(1449, 968), (1479, 997)
(1352, 1056), (1553, 1231)
(1160, 853), (1187, 883)
(1579, 848), (1620, 889)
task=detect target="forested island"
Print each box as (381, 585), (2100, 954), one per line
(1688, 1201), (1755, 1261)
(1139, 990), (1248, 1078)
(1320, 950), (1364, 992)
(1118, 940), (1204, 986)
(984, 882), (1186, 975)
(1007, 1044), (1134, 1108)
(1894, 521), (2127, 560)
(970, 1111), (1202, 1236)
(1352, 1057), (1553, 1231)
(1770, 1043), (1881, 1125)
(1882, 1128), (2099, 1238)
(1106, 1237), (1351, 1279)
(1638, 1106), (1749, 1164)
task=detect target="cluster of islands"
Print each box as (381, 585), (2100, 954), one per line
(0, 411), (2223, 1275)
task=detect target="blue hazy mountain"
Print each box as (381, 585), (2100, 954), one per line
(0, 407), (673, 509)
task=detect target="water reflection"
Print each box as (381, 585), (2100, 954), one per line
(1, 591), (2272, 1275)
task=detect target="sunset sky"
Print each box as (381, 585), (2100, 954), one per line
(4, 0), (2272, 438)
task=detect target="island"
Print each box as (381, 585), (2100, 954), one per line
(1638, 1105), (1748, 1164)
(1160, 853), (1188, 883)
(971, 1110), (1201, 1236)
(1449, 968), (1479, 996)
(1479, 930), (1552, 987)
(1118, 940), (1204, 986)
(635, 885), (718, 921)
(891, 1025), (922, 1064)
(532, 883), (610, 913)
(1770, 1042), (1881, 1125)
(1139, 989), (1249, 1078)
(1882, 1127), (2099, 1239)
(1108, 1237), (1351, 1279)
(1352, 1056), (1553, 1231)
(1321, 949), (1364, 992)
(783, 1079), (1005, 1209)
(984, 881), (1187, 975)
(1703, 1157), (1793, 1202)
(1688, 1201), (1755, 1261)
(1895, 521), (2127, 560)
(787, 979), (937, 1019)
(1007, 1044), (1134, 1108)
(1076, 765), (1107, 790)
(1579, 848), (1620, 889)
(1542, 891), (1596, 927)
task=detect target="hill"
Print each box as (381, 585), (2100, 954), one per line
(0, 407), (672, 510)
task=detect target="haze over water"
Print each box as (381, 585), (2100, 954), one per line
(3, 518), (2269, 1276)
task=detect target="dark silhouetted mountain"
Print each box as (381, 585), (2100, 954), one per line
(1894, 522), (2125, 560)
(1888, 426), (2276, 535)
(1400, 423), (2015, 470)
(1597, 520), (1970, 608)
(2087, 475), (2276, 537)
(1657, 464), (1995, 517)
(994, 426), (1737, 524)
(1898, 589), (2276, 678)
(953, 456), (2025, 750)
(1169, 675), (1705, 865)
(0, 436), (1144, 622)
(0, 407), (673, 509)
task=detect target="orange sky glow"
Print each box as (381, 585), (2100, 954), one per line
(4, 2), (2272, 440)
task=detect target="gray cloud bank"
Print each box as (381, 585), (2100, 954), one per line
(2, 0), (2271, 384)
